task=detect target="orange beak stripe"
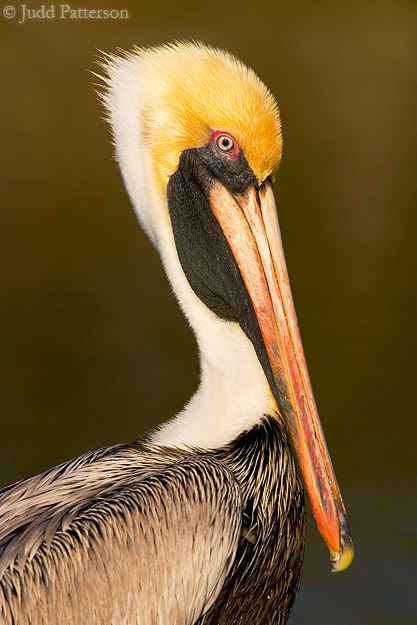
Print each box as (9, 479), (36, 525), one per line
(209, 179), (354, 571)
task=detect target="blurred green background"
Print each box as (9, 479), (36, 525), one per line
(0, 1), (415, 623)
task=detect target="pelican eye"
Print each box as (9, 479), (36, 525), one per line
(216, 134), (234, 152)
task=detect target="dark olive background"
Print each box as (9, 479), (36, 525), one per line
(0, 1), (415, 623)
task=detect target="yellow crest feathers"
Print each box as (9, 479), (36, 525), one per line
(101, 42), (282, 192)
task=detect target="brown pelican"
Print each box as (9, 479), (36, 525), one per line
(0, 42), (353, 624)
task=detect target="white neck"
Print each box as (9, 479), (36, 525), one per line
(150, 222), (278, 450)
(152, 336), (277, 450)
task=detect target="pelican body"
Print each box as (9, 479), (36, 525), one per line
(0, 43), (353, 624)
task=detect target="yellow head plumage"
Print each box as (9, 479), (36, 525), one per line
(134, 42), (282, 191)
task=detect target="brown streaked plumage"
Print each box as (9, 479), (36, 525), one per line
(0, 419), (303, 625)
(0, 41), (353, 624)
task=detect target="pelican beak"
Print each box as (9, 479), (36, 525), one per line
(209, 179), (354, 572)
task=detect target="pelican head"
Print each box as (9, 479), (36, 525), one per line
(100, 41), (353, 572)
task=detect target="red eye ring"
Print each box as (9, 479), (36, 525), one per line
(210, 130), (241, 161)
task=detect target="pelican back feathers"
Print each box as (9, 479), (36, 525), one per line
(0, 419), (304, 625)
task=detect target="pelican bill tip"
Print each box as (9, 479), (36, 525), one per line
(330, 543), (354, 573)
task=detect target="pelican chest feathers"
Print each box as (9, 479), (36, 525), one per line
(0, 42), (353, 625)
